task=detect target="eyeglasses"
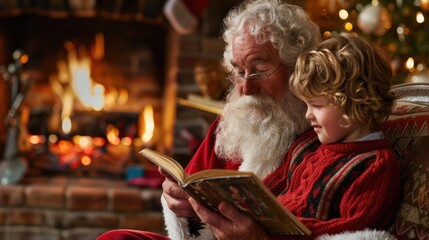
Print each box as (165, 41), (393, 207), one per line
(227, 65), (280, 83)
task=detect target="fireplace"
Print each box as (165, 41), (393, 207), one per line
(0, 2), (177, 238)
(0, 5), (174, 180)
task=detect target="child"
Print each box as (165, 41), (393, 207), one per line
(290, 32), (395, 144)
(270, 32), (401, 238)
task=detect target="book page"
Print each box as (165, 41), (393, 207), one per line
(184, 174), (311, 235)
(139, 148), (186, 184)
(185, 169), (251, 183)
(188, 94), (225, 109)
(178, 94), (225, 115)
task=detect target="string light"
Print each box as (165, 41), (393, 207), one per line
(344, 22), (353, 31)
(371, 0), (379, 6)
(406, 57), (415, 71)
(416, 11), (425, 23)
(323, 31), (332, 39)
(339, 9), (349, 19)
(336, 0), (428, 82)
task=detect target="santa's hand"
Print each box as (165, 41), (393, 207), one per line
(189, 198), (268, 240)
(160, 168), (195, 217)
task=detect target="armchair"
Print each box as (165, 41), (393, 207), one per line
(382, 82), (429, 240)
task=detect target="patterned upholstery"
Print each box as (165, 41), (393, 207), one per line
(382, 83), (429, 240)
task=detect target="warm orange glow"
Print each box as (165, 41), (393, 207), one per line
(422, 0), (429, 9)
(81, 155), (92, 166)
(73, 135), (93, 150)
(121, 137), (133, 146)
(322, 31), (332, 39)
(92, 137), (106, 147)
(57, 140), (74, 152)
(92, 32), (105, 60)
(106, 124), (121, 145)
(344, 22), (353, 31)
(117, 89), (129, 105)
(28, 135), (45, 145)
(20, 54), (29, 64)
(140, 105), (155, 144)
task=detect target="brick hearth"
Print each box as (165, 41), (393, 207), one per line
(0, 177), (165, 240)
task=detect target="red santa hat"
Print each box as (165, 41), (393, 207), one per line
(163, 0), (210, 35)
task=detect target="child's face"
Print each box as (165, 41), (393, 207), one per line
(302, 95), (369, 144)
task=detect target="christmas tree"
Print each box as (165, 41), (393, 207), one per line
(333, 0), (429, 84)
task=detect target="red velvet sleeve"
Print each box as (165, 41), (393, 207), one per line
(184, 117), (240, 175)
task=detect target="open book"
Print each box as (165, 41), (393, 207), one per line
(140, 148), (311, 236)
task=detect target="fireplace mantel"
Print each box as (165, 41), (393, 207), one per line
(0, 0), (167, 25)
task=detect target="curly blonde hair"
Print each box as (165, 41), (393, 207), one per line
(290, 32), (395, 129)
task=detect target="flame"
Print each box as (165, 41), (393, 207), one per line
(67, 44), (105, 111)
(62, 116), (72, 134)
(51, 40), (113, 125)
(140, 105), (154, 144)
(106, 124), (120, 145)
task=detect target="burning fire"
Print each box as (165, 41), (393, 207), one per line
(140, 104), (154, 144)
(106, 124), (120, 145)
(64, 40), (107, 111)
(42, 35), (157, 170)
(50, 38), (128, 135)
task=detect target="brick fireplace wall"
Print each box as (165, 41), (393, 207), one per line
(0, 178), (164, 240)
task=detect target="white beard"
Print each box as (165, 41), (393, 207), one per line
(214, 87), (308, 179)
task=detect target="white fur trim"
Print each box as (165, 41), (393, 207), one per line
(162, 196), (189, 239)
(161, 196), (215, 240)
(238, 158), (278, 179)
(316, 229), (397, 240)
(194, 226), (216, 240)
